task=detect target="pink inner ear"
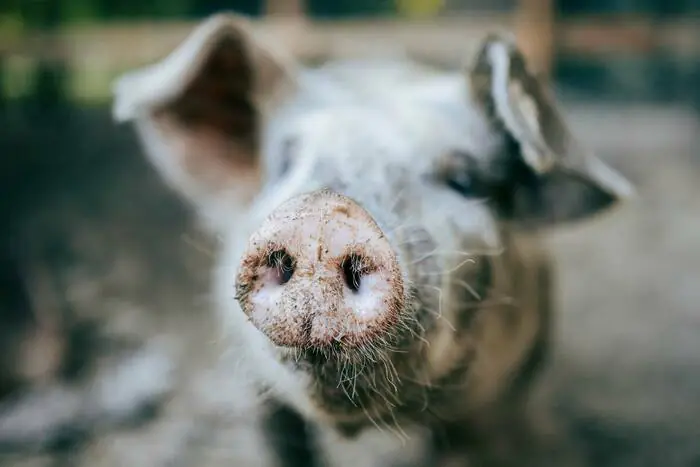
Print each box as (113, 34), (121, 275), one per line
(146, 114), (262, 201)
(147, 31), (264, 194)
(160, 34), (259, 150)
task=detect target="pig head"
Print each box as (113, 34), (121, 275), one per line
(113, 12), (633, 464)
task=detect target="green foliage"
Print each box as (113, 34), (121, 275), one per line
(0, 0), (204, 27)
(307, 0), (396, 18)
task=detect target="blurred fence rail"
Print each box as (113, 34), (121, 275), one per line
(3, 15), (700, 64)
(1, 8), (699, 105)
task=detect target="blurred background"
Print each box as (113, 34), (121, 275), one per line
(1, 0), (699, 105)
(0, 1), (699, 466)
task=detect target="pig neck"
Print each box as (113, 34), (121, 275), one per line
(443, 226), (551, 412)
(325, 227), (553, 438)
(430, 226), (551, 419)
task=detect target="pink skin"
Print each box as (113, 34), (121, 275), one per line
(235, 190), (404, 349)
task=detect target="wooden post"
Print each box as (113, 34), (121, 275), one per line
(514, 0), (555, 79)
(265, 0), (305, 18)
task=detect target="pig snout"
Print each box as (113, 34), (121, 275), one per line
(235, 190), (404, 349)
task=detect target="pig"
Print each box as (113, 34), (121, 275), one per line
(111, 12), (635, 467)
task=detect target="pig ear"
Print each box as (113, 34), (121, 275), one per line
(467, 34), (634, 227)
(112, 13), (298, 231)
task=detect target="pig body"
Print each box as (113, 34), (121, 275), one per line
(113, 13), (632, 467)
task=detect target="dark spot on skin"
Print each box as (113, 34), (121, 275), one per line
(502, 260), (551, 400)
(45, 425), (89, 454)
(304, 348), (329, 366)
(264, 399), (319, 467)
(335, 421), (365, 438)
(60, 321), (99, 381)
(332, 205), (350, 217)
(279, 137), (298, 177)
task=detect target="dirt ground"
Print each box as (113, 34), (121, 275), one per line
(544, 102), (700, 466)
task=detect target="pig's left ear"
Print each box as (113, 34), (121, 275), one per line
(467, 34), (633, 228)
(112, 13), (298, 232)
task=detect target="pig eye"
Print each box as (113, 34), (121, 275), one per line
(445, 171), (472, 194)
(436, 150), (479, 197)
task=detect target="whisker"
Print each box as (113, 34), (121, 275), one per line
(409, 247), (505, 266)
(387, 187), (406, 213)
(450, 278), (482, 301)
(421, 257), (476, 276)
(422, 286), (456, 332)
(358, 399), (385, 435)
(387, 409), (410, 445)
(386, 219), (423, 236)
(181, 233), (216, 258)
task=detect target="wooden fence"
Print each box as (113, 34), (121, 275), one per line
(1, 0), (699, 104)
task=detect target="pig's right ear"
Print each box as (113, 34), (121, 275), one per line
(466, 34), (634, 229)
(112, 13), (298, 232)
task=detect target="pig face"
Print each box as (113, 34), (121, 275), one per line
(113, 14), (632, 429)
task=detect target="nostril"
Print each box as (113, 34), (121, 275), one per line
(341, 254), (366, 293)
(266, 249), (295, 285)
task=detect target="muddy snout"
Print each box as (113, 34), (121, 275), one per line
(235, 190), (404, 349)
